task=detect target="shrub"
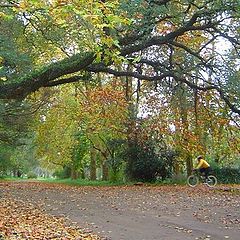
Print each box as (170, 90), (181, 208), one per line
(213, 167), (240, 184)
(125, 140), (177, 182)
(125, 141), (160, 182)
(155, 150), (177, 181)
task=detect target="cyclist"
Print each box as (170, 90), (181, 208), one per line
(194, 155), (212, 180)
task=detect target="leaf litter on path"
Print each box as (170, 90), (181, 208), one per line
(0, 197), (103, 240)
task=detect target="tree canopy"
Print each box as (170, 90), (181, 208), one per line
(0, 0), (239, 115)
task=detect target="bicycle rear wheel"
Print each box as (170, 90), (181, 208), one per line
(206, 175), (217, 187)
(187, 175), (199, 187)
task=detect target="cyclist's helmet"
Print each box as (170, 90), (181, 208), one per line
(197, 155), (203, 160)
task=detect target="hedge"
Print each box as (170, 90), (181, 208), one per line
(213, 167), (240, 184)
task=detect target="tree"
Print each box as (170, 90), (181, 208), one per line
(34, 80), (128, 179)
(74, 81), (129, 180)
(138, 78), (240, 174)
(0, 99), (37, 176)
(35, 87), (79, 170)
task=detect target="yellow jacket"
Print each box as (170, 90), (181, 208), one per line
(196, 159), (210, 169)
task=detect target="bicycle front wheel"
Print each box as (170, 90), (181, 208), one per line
(187, 175), (199, 187)
(206, 175), (217, 187)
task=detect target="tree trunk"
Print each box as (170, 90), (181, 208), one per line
(178, 85), (193, 175)
(71, 167), (78, 180)
(186, 155), (193, 176)
(80, 169), (85, 179)
(102, 161), (109, 181)
(174, 162), (181, 175)
(125, 70), (139, 180)
(17, 170), (22, 178)
(90, 147), (97, 180)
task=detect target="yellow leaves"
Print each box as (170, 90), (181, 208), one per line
(0, 56), (4, 65)
(0, 11), (7, 19)
(55, 17), (67, 26)
(156, 21), (176, 35)
(56, 0), (69, 6)
(19, 0), (48, 11)
(10, 0), (129, 65)
(35, 89), (79, 168)
(176, 31), (208, 50)
(34, 83), (128, 168)
(19, 0), (29, 10)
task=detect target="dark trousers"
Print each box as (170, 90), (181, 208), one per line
(199, 167), (211, 178)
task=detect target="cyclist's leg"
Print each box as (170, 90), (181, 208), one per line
(199, 168), (205, 176)
(200, 168), (208, 182)
(205, 167), (211, 179)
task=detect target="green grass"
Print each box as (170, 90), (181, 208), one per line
(0, 176), (129, 186)
(0, 176), (24, 181)
(0, 176), (186, 186)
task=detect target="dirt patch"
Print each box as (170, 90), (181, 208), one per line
(1, 181), (240, 240)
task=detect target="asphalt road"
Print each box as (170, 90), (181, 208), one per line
(1, 181), (240, 240)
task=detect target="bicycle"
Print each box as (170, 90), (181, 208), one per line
(187, 169), (217, 187)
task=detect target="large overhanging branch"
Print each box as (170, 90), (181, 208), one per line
(87, 64), (171, 81)
(0, 3), (19, 8)
(121, 21), (215, 56)
(87, 64), (214, 90)
(121, 8), (216, 56)
(0, 52), (95, 99)
(43, 75), (85, 87)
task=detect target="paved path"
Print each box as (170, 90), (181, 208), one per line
(1, 181), (240, 240)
